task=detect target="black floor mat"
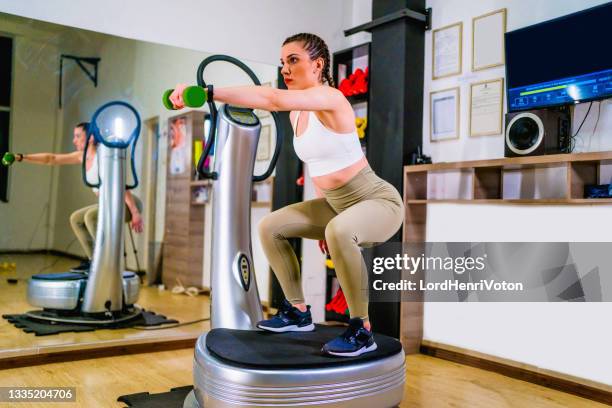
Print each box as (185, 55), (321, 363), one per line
(206, 324), (403, 369)
(118, 385), (192, 408)
(2, 309), (178, 336)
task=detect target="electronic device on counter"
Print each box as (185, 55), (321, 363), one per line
(410, 146), (432, 165)
(504, 106), (570, 157)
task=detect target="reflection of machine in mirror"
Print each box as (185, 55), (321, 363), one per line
(26, 101), (143, 324)
(164, 55), (405, 408)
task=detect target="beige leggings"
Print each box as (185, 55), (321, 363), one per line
(69, 199), (141, 259)
(70, 204), (99, 259)
(258, 165), (404, 321)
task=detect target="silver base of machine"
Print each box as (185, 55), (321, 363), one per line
(27, 272), (140, 311)
(188, 333), (405, 408)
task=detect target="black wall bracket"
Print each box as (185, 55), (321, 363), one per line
(344, 7), (432, 36)
(59, 54), (101, 108)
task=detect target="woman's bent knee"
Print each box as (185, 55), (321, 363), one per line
(258, 211), (284, 240)
(324, 218), (354, 244)
(69, 212), (81, 227)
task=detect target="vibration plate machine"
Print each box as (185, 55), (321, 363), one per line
(165, 56), (405, 408)
(26, 101), (142, 324)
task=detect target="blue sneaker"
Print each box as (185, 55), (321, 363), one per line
(257, 300), (315, 332)
(321, 318), (377, 357)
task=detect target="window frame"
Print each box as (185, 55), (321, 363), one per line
(0, 33), (14, 203)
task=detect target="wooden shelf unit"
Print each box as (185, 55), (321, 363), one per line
(346, 92), (369, 105)
(400, 151), (612, 353)
(163, 111), (208, 289)
(251, 177), (274, 210)
(404, 151), (612, 205)
(403, 152), (612, 241)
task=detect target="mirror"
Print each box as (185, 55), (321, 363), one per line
(0, 12), (279, 364)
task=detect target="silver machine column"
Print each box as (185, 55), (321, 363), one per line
(190, 56), (282, 331)
(80, 101), (141, 316)
(82, 144), (127, 314)
(210, 105), (264, 329)
(25, 100), (142, 324)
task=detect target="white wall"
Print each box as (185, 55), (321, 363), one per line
(52, 32), (138, 255)
(343, 0), (372, 49)
(0, 0), (356, 66)
(423, 0), (612, 385)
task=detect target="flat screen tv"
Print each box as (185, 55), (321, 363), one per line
(505, 2), (612, 112)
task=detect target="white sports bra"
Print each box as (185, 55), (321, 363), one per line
(85, 153), (100, 193)
(292, 111), (364, 177)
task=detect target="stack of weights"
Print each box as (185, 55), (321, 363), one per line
(338, 67), (369, 97)
(324, 258), (350, 317)
(355, 117), (367, 139)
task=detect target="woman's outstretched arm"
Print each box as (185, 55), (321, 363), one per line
(216, 85), (345, 112)
(21, 151), (81, 165)
(171, 84), (345, 113)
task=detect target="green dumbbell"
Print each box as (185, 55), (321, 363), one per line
(162, 86), (208, 110)
(2, 152), (15, 166)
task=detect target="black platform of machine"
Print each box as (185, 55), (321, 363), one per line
(31, 272), (87, 280)
(3, 310), (177, 336)
(206, 324), (403, 369)
(31, 271), (137, 280)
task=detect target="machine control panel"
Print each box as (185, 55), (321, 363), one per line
(237, 253), (251, 291)
(225, 105), (259, 126)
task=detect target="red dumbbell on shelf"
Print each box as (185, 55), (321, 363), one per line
(338, 67), (369, 97)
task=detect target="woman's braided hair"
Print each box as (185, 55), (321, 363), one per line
(283, 33), (335, 88)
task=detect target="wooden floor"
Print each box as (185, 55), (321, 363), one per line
(0, 254), (606, 407)
(0, 349), (606, 408)
(0, 254), (209, 364)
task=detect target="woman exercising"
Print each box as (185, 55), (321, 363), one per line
(169, 33), (404, 357)
(1, 122), (143, 271)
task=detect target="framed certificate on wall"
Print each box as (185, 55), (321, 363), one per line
(430, 87), (460, 142)
(432, 22), (463, 79)
(469, 78), (504, 137)
(472, 8), (507, 71)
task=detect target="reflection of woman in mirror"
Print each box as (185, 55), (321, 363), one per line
(1, 122), (143, 272)
(170, 33), (404, 357)
(169, 117), (187, 175)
